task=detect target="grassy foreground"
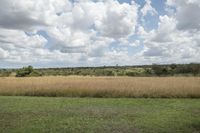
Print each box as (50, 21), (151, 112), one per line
(0, 76), (200, 98)
(0, 96), (199, 133)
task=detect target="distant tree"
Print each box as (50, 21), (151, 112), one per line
(170, 64), (177, 70)
(161, 67), (169, 75)
(152, 64), (169, 76)
(144, 68), (153, 75)
(189, 63), (200, 76)
(104, 70), (115, 76)
(174, 63), (200, 75)
(16, 66), (33, 77)
(125, 71), (137, 76)
(152, 64), (163, 76)
(0, 70), (12, 77)
(175, 64), (188, 74)
(169, 64), (177, 75)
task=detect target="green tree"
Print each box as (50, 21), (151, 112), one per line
(152, 64), (163, 76)
(16, 66), (34, 77)
(189, 63), (200, 76)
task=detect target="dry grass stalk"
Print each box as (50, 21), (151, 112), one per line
(0, 76), (199, 98)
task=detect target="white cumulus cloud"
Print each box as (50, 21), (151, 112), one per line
(141, 0), (157, 16)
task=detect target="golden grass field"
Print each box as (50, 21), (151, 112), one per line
(0, 76), (200, 98)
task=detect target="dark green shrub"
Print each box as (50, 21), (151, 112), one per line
(29, 70), (43, 77)
(16, 66), (33, 77)
(103, 70), (115, 76)
(152, 64), (169, 76)
(189, 63), (200, 76)
(16, 66), (43, 77)
(152, 64), (163, 76)
(144, 68), (153, 75)
(126, 71), (136, 76)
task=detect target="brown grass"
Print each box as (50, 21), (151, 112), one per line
(0, 76), (200, 98)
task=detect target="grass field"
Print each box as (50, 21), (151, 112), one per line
(1, 77), (200, 132)
(0, 96), (199, 133)
(0, 76), (200, 98)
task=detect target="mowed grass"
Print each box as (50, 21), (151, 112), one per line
(0, 96), (200, 133)
(0, 76), (200, 98)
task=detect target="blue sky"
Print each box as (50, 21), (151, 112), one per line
(0, 0), (199, 68)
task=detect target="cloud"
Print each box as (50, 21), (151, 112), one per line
(0, 0), (199, 67)
(0, 0), (139, 66)
(0, 0), (72, 31)
(95, 1), (138, 38)
(0, 28), (48, 63)
(136, 0), (200, 64)
(0, 48), (8, 59)
(141, 0), (157, 16)
(48, 0), (138, 51)
(140, 15), (200, 63)
(166, 0), (200, 31)
(44, 0), (139, 58)
(0, 28), (47, 49)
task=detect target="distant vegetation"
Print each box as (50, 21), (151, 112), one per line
(16, 66), (42, 77)
(0, 63), (200, 77)
(0, 69), (12, 77)
(152, 63), (200, 76)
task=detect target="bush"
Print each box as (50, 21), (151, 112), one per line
(152, 64), (162, 76)
(29, 70), (43, 77)
(125, 71), (137, 76)
(0, 70), (12, 77)
(189, 63), (200, 76)
(174, 63), (200, 75)
(144, 68), (153, 75)
(152, 64), (169, 76)
(16, 66), (42, 77)
(16, 66), (33, 77)
(104, 70), (115, 76)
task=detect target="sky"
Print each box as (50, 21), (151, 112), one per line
(0, 0), (200, 68)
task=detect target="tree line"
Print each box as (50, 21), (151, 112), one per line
(0, 63), (200, 77)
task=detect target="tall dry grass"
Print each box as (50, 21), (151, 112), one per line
(0, 76), (200, 98)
